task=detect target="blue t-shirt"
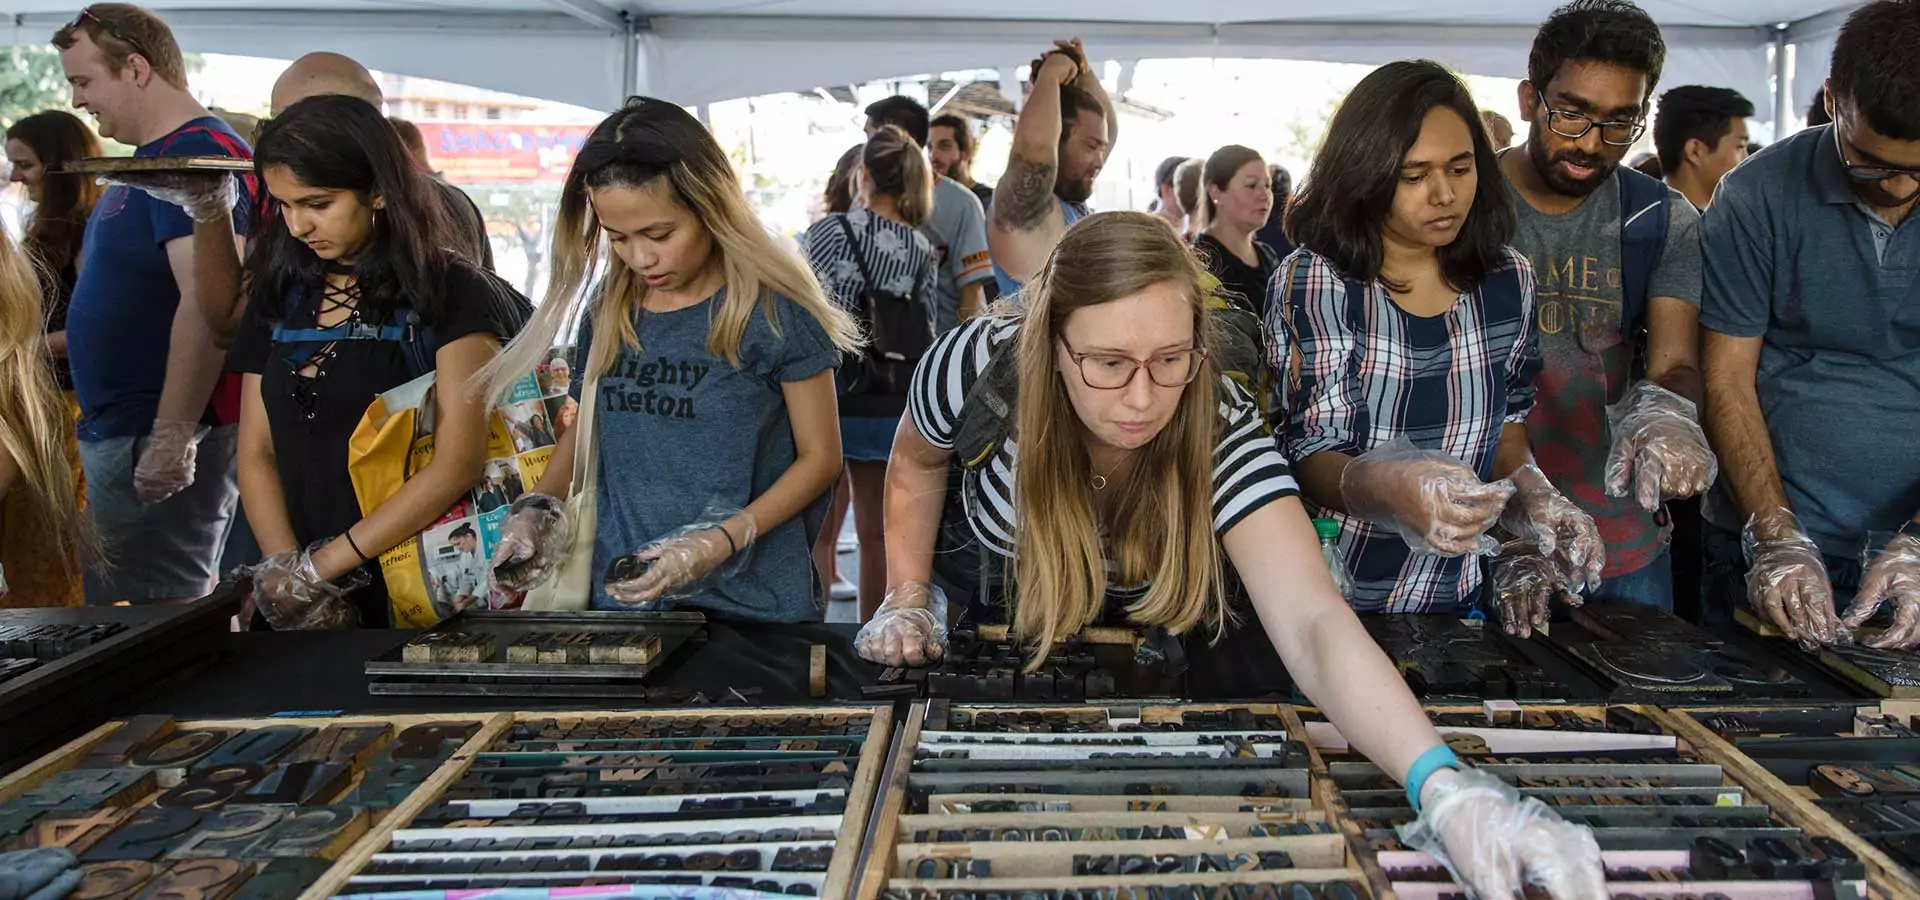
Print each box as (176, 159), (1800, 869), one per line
(990, 197), (1089, 297)
(571, 291), (840, 621)
(69, 116), (257, 442)
(1699, 124), (1920, 556)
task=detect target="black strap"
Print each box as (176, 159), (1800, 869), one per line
(835, 214), (881, 306)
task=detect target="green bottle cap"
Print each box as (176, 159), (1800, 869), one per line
(1313, 517), (1340, 541)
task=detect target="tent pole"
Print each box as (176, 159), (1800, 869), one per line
(621, 12), (639, 102)
(1771, 24), (1791, 139)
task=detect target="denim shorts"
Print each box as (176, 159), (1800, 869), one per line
(78, 424), (240, 605)
(839, 415), (898, 463)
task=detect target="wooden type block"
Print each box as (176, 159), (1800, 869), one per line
(349, 722), (475, 809)
(130, 857), (249, 900)
(81, 716), (179, 768)
(505, 633), (546, 664)
(1812, 764), (1879, 798)
(70, 861), (159, 900)
(247, 804), (367, 860)
(537, 632), (594, 664)
(402, 632), (494, 663)
(152, 764), (267, 810)
(237, 762), (351, 806)
(587, 633), (659, 665)
(0, 808), (38, 842)
(81, 808), (205, 861)
(129, 729), (238, 786)
(14, 768), (155, 811)
(809, 644), (827, 699)
(5, 807), (137, 855)
(278, 724), (391, 767)
(225, 859), (333, 900)
(201, 726), (310, 770)
(169, 805), (286, 859)
(402, 632), (453, 663)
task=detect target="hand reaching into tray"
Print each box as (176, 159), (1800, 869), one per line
(1845, 532), (1920, 650)
(488, 493), (571, 592)
(1399, 767), (1607, 900)
(855, 581), (947, 667)
(604, 512), (757, 607)
(1487, 543), (1587, 639)
(1743, 508), (1841, 649)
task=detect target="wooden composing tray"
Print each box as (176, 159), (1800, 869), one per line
(859, 701), (1372, 900)
(62, 155), (255, 175)
(365, 610), (708, 696)
(1734, 608), (1920, 700)
(1301, 703), (1892, 900)
(0, 711), (501, 900)
(332, 705), (893, 899)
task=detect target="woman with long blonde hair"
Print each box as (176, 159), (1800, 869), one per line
(484, 97), (860, 620)
(858, 210), (1607, 900)
(0, 228), (96, 604)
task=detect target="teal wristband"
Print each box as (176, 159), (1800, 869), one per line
(1405, 744), (1461, 813)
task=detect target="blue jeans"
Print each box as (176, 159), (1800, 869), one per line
(79, 425), (239, 605)
(1588, 550), (1675, 611)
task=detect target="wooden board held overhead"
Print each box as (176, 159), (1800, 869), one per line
(61, 156), (254, 175)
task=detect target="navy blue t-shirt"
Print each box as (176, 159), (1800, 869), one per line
(68, 116), (256, 442)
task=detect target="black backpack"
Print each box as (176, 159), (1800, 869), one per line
(835, 214), (935, 397)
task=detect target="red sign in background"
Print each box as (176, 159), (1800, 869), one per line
(424, 123), (594, 184)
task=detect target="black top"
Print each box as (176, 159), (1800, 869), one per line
(228, 260), (531, 627)
(1193, 232), (1280, 319)
(968, 180), (994, 212)
(29, 231), (82, 391)
(432, 178), (495, 273)
(1256, 219), (1294, 264)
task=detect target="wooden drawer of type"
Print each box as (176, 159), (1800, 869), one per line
(1672, 702), (1920, 900)
(1298, 702), (1879, 900)
(0, 711), (497, 900)
(859, 700), (1372, 900)
(331, 705), (891, 899)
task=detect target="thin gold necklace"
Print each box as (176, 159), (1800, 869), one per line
(1091, 455), (1126, 491)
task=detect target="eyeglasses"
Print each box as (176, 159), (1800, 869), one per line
(70, 7), (151, 65)
(1060, 337), (1207, 390)
(1832, 119), (1920, 205)
(1537, 99), (1646, 147)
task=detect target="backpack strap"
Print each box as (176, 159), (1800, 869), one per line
(835, 213), (881, 306)
(1616, 166), (1671, 345)
(952, 329), (1021, 470)
(270, 288), (437, 380)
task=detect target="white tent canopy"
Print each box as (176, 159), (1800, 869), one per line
(6, 0), (1859, 123)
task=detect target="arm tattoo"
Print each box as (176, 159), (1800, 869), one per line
(993, 154), (1058, 232)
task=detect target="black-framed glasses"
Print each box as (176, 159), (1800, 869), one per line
(71, 7), (151, 64)
(1537, 99), (1646, 147)
(1832, 120), (1920, 205)
(1060, 337), (1207, 390)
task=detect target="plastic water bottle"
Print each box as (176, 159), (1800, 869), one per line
(1314, 517), (1355, 601)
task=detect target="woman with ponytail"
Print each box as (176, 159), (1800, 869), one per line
(483, 97), (860, 621)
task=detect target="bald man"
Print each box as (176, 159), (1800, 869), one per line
(268, 52), (493, 272)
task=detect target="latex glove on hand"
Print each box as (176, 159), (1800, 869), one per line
(250, 543), (366, 630)
(101, 170), (237, 224)
(1399, 767), (1607, 900)
(133, 420), (203, 505)
(1489, 544), (1586, 639)
(1604, 382), (1718, 511)
(604, 515), (756, 608)
(1500, 464), (1605, 594)
(1341, 438), (1516, 556)
(487, 493), (571, 592)
(1743, 508), (1841, 649)
(854, 580), (948, 667)
(1844, 532), (1920, 650)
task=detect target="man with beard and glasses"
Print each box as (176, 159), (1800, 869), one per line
(1700, 0), (1920, 652)
(987, 38), (1116, 298)
(1491, 0), (1712, 624)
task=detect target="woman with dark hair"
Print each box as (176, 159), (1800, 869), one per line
(806, 125), (939, 618)
(821, 144), (863, 219)
(228, 94), (532, 627)
(1192, 145), (1278, 317)
(3, 110), (102, 607)
(1271, 60), (1602, 622)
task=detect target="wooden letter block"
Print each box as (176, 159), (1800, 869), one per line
(70, 861), (159, 900)
(153, 763), (267, 811)
(202, 726), (310, 769)
(81, 716), (178, 768)
(169, 805), (286, 860)
(279, 724), (391, 767)
(7, 807), (137, 855)
(130, 730), (238, 787)
(248, 805), (367, 860)
(238, 762), (352, 806)
(81, 808), (205, 862)
(131, 858), (250, 900)
(226, 859), (334, 900)
(14, 768), (155, 811)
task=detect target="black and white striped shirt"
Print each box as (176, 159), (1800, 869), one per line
(909, 315), (1301, 563)
(804, 208), (939, 322)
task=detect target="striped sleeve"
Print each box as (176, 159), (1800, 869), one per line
(1498, 247), (1542, 424)
(803, 214), (858, 313)
(1268, 250), (1366, 460)
(1213, 377), (1300, 535)
(908, 315), (1018, 450)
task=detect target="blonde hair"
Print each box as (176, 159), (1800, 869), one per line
(1173, 158), (1205, 227)
(482, 97), (859, 403)
(1010, 211), (1227, 667)
(862, 124), (933, 228)
(0, 230), (97, 571)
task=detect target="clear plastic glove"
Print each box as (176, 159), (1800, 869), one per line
(1340, 437), (1516, 556)
(0, 847), (80, 900)
(250, 542), (367, 630)
(604, 512), (756, 608)
(101, 170), (237, 223)
(1845, 532), (1920, 650)
(854, 580), (948, 667)
(1488, 542), (1586, 639)
(1399, 767), (1607, 900)
(1604, 382), (1718, 510)
(487, 493), (571, 592)
(133, 419), (203, 505)
(1742, 508), (1840, 649)
(1500, 464), (1605, 594)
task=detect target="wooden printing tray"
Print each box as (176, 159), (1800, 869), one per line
(1735, 608), (1920, 699)
(0, 710), (506, 900)
(1381, 850), (1868, 900)
(332, 704), (894, 900)
(364, 609), (706, 681)
(61, 155), (254, 175)
(856, 701), (1373, 899)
